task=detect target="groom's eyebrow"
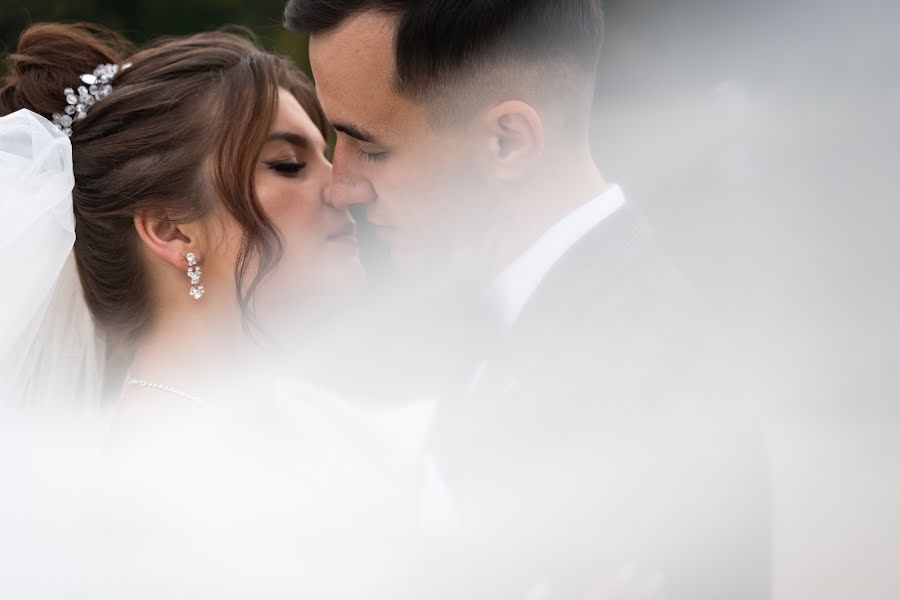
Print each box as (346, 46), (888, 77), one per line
(332, 122), (379, 145)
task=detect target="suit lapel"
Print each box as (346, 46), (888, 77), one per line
(430, 202), (658, 474)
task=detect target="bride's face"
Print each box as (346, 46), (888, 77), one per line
(213, 88), (364, 332)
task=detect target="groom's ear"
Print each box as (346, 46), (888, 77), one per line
(133, 210), (197, 271)
(479, 100), (545, 182)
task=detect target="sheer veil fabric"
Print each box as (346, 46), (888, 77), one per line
(0, 109), (106, 414)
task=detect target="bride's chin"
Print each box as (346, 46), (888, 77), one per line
(318, 252), (367, 291)
(255, 260), (366, 326)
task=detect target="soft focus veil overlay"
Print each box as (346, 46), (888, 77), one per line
(0, 109), (106, 413)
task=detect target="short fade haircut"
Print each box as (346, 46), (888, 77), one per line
(285, 0), (603, 128)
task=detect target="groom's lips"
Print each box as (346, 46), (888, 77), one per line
(368, 220), (395, 231)
(368, 222), (396, 242)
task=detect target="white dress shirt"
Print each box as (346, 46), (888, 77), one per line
(486, 184), (626, 328)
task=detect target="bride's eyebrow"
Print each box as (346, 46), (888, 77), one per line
(266, 131), (309, 149)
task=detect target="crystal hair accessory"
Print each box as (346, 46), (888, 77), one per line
(51, 62), (132, 137)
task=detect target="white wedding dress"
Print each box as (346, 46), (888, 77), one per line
(0, 109), (441, 599)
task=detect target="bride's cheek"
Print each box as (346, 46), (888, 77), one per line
(264, 182), (310, 228)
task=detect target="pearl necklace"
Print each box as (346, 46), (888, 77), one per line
(124, 371), (200, 403)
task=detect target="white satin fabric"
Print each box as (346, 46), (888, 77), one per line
(0, 109), (105, 413)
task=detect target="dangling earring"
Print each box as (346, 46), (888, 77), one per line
(186, 252), (205, 300)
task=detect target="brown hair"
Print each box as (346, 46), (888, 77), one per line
(0, 23), (328, 349)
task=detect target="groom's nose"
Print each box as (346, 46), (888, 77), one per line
(328, 137), (377, 208)
(325, 179), (376, 209)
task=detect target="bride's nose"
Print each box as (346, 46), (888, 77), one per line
(319, 160), (333, 203)
(322, 182), (335, 206)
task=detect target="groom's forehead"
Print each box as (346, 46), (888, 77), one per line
(309, 10), (398, 77)
(310, 11), (418, 135)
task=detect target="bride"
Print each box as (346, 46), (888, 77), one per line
(0, 24), (417, 596)
(0, 22), (364, 416)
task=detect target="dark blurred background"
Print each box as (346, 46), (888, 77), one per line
(1, 0), (312, 73)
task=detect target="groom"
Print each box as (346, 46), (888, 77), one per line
(285, 1), (770, 598)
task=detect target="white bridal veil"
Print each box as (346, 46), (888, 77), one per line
(0, 109), (106, 412)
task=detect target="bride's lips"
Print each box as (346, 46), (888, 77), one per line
(327, 222), (358, 245)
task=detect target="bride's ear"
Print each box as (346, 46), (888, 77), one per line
(479, 100), (545, 182)
(133, 210), (198, 270)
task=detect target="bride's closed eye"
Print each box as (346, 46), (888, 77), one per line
(265, 160), (307, 177)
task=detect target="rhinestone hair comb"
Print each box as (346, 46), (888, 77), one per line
(51, 62), (131, 137)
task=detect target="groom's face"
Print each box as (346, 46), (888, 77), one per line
(309, 12), (486, 273)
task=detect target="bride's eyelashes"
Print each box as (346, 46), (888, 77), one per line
(264, 160), (307, 177)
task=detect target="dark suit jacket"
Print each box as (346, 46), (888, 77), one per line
(421, 203), (771, 600)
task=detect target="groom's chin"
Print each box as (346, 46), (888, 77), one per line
(384, 243), (439, 279)
(387, 250), (477, 294)
(386, 247), (428, 277)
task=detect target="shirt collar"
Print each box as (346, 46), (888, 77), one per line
(485, 185), (626, 328)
